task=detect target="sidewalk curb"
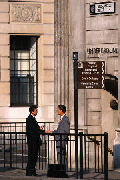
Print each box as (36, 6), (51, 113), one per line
(0, 175), (78, 180)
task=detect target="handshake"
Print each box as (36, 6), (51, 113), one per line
(40, 126), (51, 133)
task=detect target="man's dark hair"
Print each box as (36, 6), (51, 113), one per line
(58, 105), (66, 113)
(29, 105), (38, 113)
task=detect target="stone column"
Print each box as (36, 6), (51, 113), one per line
(54, 0), (86, 128)
(69, 0), (86, 128)
(54, 0), (69, 122)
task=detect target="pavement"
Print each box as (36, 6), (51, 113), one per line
(0, 168), (120, 180)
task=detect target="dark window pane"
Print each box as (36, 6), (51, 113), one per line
(10, 36), (38, 107)
(10, 76), (34, 106)
(10, 36), (31, 50)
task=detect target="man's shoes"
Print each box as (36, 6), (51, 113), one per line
(26, 168), (39, 176)
(26, 172), (38, 176)
(32, 172), (39, 176)
(26, 169), (34, 176)
(26, 172), (33, 176)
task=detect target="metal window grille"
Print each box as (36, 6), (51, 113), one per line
(10, 36), (38, 106)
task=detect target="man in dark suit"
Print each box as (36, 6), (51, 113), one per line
(52, 105), (70, 170)
(26, 105), (44, 176)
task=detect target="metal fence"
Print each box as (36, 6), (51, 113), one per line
(0, 122), (54, 132)
(0, 131), (108, 179)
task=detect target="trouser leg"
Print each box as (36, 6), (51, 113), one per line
(26, 142), (39, 175)
(57, 140), (67, 170)
(32, 143), (39, 170)
(26, 143), (34, 174)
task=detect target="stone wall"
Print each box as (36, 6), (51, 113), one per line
(85, 0), (119, 134)
(0, 0), (54, 123)
(54, 0), (119, 132)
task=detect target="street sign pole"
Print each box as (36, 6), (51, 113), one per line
(73, 52), (78, 134)
(73, 60), (78, 134)
(73, 52), (78, 178)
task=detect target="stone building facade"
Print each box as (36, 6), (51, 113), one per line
(54, 0), (119, 137)
(0, 0), (54, 124)
(55, 0), (119, 168)
(0, 0), (119, 162)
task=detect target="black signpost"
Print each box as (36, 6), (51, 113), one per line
(73, 59), (105, 132)
(73, 56), (105, 178)
(73, 52), (78, 134)
(73, 52), (78, 179)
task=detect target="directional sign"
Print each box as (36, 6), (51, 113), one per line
(90, 2), (115, 15)
(78, 61), (105, 89)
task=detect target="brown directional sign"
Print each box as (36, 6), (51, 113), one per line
(78, 61), (105, 89)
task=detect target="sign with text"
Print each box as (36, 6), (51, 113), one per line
(78, 61), (105, 89)
(90, 2), (115, 15)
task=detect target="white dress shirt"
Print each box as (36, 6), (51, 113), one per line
(61, 114), (66, 120)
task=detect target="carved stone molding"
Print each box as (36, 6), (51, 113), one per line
(11, 4), (41, 23)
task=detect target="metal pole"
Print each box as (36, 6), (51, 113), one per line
(74, 59), (78, 135)
(10, 133), (12, 168)
(104, 132), (108, 180)
(80, 132), (83, 179)
(79, 132), (83, 179)
(73, 57), (78, 178)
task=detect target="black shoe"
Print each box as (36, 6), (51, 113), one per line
(26, 172), (33, 176)
(26, 169), (33, 176)
(32, 169), (38, 176)
(32, 172), (39, 176)
(64, 173), (68, 178)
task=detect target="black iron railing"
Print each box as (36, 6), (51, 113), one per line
(0, 132), (108, 179)
(0, 122), (54, 132)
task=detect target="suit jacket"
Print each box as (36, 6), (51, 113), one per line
(26, 114), (44, 144)
(52, 115), (70, 141)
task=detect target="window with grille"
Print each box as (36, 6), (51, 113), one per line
(10, 36), (38, 106)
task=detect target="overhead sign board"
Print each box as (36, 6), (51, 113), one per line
(78, 61), (105, 89)
(90, 2), (115, 15)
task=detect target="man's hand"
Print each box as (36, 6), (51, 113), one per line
(40, 126), (44, 130)
(45, 130), (51, 133)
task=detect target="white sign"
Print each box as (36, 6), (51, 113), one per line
(90, 2), (115, 15)
(95, 2), (115, 13)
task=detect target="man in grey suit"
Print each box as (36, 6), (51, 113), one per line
(47, 105), (70, 168)
(53, 105), (70, 169)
